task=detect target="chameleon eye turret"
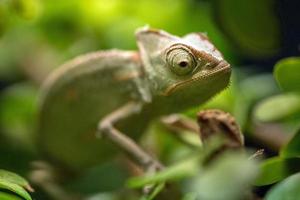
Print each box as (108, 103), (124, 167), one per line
(165, 44), (197, 76)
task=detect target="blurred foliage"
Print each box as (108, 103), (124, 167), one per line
(275, 57), (300, 92)
(0, 83), (38, 151)
(0, 169), (33, 200)
(254, 57), (300, 188)
(254, 93), (300, 122)
(255, 157), (300, 186)
(185, 152), (258, 200)
(265, 173), (300, 200)
(1, 0), (300, 199)
(214, 0), (281, 59)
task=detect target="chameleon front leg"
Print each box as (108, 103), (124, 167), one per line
(97, 102), (163, 172)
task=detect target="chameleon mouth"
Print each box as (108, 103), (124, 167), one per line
(162, 60), (231, 96)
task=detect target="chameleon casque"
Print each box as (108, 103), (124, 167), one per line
(38, 27), (231, 172)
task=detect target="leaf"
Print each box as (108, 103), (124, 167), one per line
(265, 173), (300, 200)
(0, 192), (22, 200)
(0, 180), (32, 200)
(281, 128), (300, 158)
(254, 93), (300, 122)
(127, 156), (199, 188)
(255, 157), (300, 186)
(0, 170), (32, 200)
(274, 57), (300, 92)
(187, 152), (258, 200)
(0, 170), (33, 192)
(240, 73), (278, 102)
(127, 137), (225, 189)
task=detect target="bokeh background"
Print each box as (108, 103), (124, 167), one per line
(1, 0), (300, 199)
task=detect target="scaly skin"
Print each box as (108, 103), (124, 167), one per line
(38, 27), (231, 171)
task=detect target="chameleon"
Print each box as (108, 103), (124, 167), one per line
(38, 26), (231, 172)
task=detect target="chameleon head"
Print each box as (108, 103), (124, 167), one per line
(136, 27), (231, 110)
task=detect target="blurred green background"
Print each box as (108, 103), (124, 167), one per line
(1, 0), (300, 199)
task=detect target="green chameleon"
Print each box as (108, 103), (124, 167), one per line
(38, 27), (231, 172)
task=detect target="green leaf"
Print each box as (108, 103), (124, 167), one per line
(240, 73), (278, 102)
(281, 128), (300, 158)
(0, 170), (32, 192)
(266, 173), (300, 200)
(0, 170), (33, 200)
(254, 93), (300, 122)
(255, 157), (300, 186)
(187, 152), (258, 200)
(0, 192), (22, 200)
(127, 156), (199, 188)
(127, 137), (225, 189)
(0, 181), (31, 200)
(0, 180), (32, 200)
(275, 57), (300, 92)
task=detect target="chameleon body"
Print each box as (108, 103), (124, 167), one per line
(39, 27), (231, 171)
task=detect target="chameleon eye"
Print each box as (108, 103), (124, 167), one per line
(166, 46), (197, 76)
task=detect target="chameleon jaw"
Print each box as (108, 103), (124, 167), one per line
(162, 60), (231, 96)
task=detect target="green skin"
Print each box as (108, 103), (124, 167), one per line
(39, 27), (231, 171)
